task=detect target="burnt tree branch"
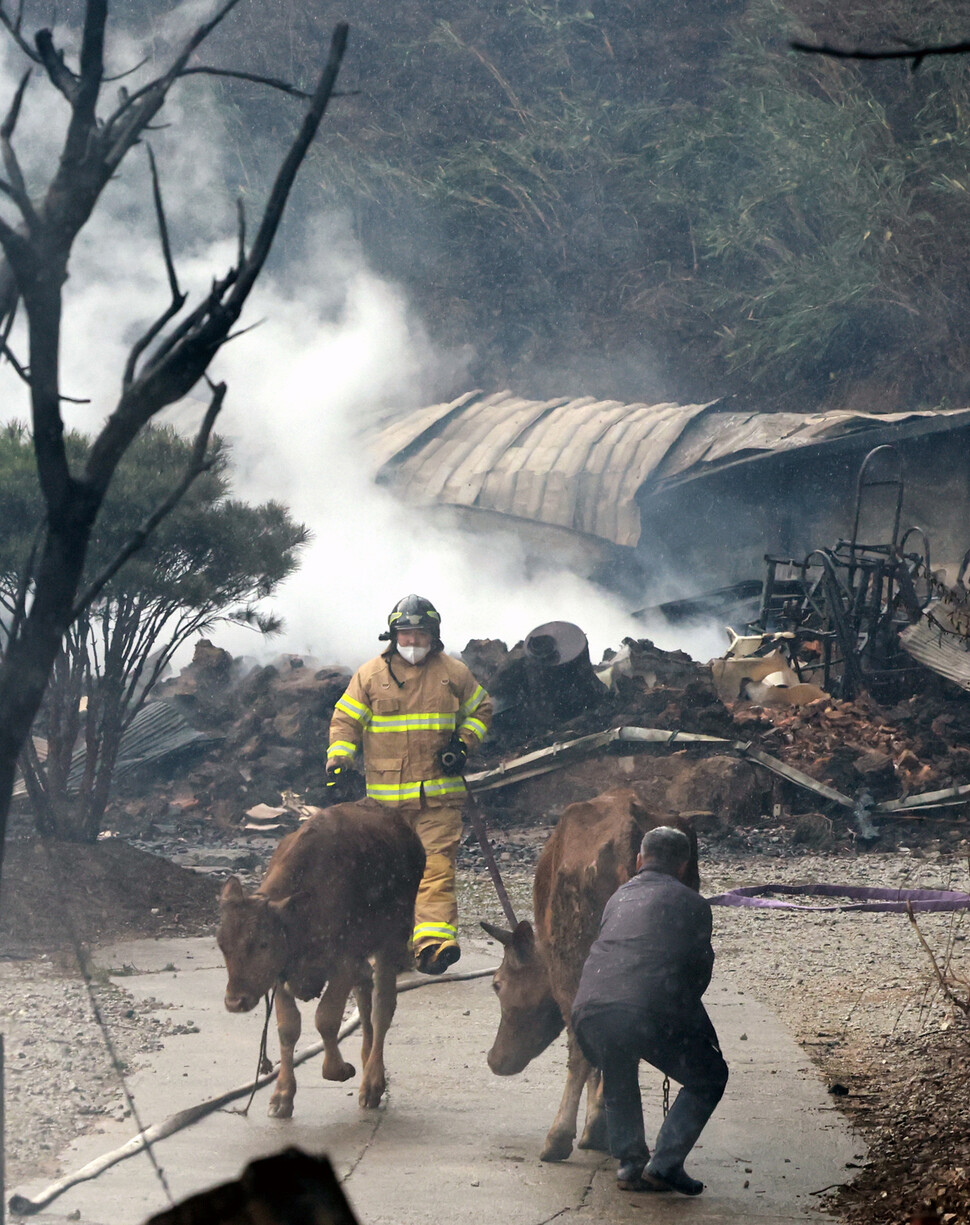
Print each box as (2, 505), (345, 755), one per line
(179, 65), (314, 99)
(121, 148), (188, 389)
(0, 1), (40, 66)
(0, 4), (350, 865)
(87, 21), (350, 496)
(791, 38), (970, 69)
(177, 65), (357, 100)
(0, 69), (36, 229)
(33, 30), (80, 103)
(102, 0), (244, 134)
(72, 383), (226, 618)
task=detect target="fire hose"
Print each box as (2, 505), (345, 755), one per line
(9, 967), (498, 1217)
(707, 882), (970, 912)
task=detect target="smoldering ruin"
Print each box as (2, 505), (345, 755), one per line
(6, 1), (970, 1223)
(87, 561), (970, 854)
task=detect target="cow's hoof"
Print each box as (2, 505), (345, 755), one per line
(359, 1079), (385, 1109)
(267, 1097), (294, 1119)
(577, 1116), (609, 1152)
(322, 1058), (356, 1083)
(539, 1132), (574, 1163)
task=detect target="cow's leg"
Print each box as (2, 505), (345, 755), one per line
(359, 950), (397, 1109)
(578, 1066), (609, 1151)
(269, 986), (301, 1118)
(355, 962), (374, 1069)
(315, 963), (358, 1083)
(541, 1032), (589, 1162)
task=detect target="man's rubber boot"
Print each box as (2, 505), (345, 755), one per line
(616, 1161), (648, 1191)
(416, 943), (461, 976)
(640, 1167), (704, 1196)
(645, 1086), (715, 1195)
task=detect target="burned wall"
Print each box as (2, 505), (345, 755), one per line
(636, 426), (970, 594)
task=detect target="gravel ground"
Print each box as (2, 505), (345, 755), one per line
(0, 959), (199, 1186)
(4, 823), (970, 1219)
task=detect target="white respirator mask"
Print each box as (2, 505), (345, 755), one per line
(398, 644), (430, 665)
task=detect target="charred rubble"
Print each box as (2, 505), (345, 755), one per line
(90, 626), (970, 847)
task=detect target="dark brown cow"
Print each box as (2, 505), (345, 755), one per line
(218, 800), (424, 1115)
(483, 787), (698, 1162)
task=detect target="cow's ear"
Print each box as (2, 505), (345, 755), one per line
(510, 920), (536, 962)
(268, 891), (309, 920)
(629, 794), (658, 828)
(219, 877), (246, 907)
(480, 920), (514, 946)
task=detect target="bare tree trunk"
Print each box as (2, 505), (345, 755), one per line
(47, 636), (87, 799)
(83, 739), (119, 842)
(17, 739), (54, 837)
(0, 519), (93, 830)
(0, 8), (349, 875)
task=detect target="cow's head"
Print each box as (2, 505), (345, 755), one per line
(217, 876), (291, 1013)
(481, 919), (564, 1076)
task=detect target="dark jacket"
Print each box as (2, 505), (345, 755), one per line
(572, 868), (714, 1026)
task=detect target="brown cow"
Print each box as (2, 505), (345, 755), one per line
(218, 800), (424, 1115)
(483, 787), (698, 1162)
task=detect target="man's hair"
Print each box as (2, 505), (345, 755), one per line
(640, 825), (692, 873)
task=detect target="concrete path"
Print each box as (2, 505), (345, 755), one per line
(10, 937), (862, 1224)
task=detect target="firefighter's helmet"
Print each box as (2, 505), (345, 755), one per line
(386, 594), (441, 638)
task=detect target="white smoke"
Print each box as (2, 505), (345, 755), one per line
(0, 7), (719, 672)
(187, 233), (648, 666)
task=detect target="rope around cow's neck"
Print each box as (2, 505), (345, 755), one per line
(227, 987), (277, 1117)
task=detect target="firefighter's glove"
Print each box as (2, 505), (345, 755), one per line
(438, 734), (468, 775)
(325, 760), (353, 800)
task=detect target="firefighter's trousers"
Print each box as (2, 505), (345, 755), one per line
(400, 801), (463, 952)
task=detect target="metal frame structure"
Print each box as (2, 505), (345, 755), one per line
(752, 446), (931, 700)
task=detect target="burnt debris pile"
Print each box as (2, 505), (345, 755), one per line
(101, 633), (738, 835)
(97, 627), (970, 839)
(473, 632), (738, 764)
(104, 642), (354, 835)
(734, 685), (970, 804)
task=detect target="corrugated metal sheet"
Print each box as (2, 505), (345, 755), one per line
(14, 703), (217, 801)
(65, 701), (219, 791)
(372, 391), (970, 548)
(899, 607), (970, 690)
(374, 391), (715, 546)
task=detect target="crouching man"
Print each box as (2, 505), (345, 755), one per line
(571, 825), (728, 1195)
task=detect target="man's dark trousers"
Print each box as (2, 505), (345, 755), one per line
(575, 1006), (728, 1176)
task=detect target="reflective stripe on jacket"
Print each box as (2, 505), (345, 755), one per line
(326, 650), (492, 809)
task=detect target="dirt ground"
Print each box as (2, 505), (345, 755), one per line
(0, 834), (220, 958)
(2, 816), (970, 1224)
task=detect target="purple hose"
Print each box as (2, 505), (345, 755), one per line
(707, 882), (970, 913)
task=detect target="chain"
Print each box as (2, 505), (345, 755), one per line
(662, 1075), (670, 1117)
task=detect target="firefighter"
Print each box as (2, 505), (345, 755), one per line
(326, 595), (492, 975)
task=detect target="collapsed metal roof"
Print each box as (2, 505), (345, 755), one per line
(14, 701), (217, 800)
(372, 391), (970, 548)
(66, 701), (219, 791)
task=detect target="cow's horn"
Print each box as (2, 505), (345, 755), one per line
(219, 876), (246, 905)
(480, 920), (513, 946)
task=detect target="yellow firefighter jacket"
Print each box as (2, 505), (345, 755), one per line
(327, 649), (492, 809)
